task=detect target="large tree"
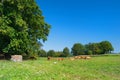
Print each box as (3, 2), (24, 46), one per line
(38, 49), (46, 57)
(0, 0), (50, 56)
(100, 41), (114, 54)
(85, 43), (102, 55)
(71, 43), (85, 56)
(62, 47), (70, 57)
(47, 50), (56, 57)
(85, 41), (114, 54)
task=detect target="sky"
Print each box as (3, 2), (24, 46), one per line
(36, 0), (120, 53)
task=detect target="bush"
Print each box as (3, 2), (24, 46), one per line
(47, 50), (56, 57)
(85, 50), (93, 55)
(38, 49), (47, 57)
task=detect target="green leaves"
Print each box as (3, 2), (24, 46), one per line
(85, 41), (114, 55)
(100, 41), (114, 53)
(71, 43), (85, 56)
(0, 0), (51, 56)
(71, 41), (114, 55)
(0, 16), (14, 36)
(63, 47), (70, 57)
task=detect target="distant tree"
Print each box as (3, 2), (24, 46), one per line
(85, 43), (102, 55)
(92, 43), (102, 54)
(100, 41), (114, 54)
(85, 50), (93, 55)
(85, 43), (93, 55)
(38, 49), (46, 57)
(63, 47), (70, 57)
(47, 50), (56, 57)
(85, 41), (114, 55)
(55, 51), (63, 57)
(0, 0), (50, 57)
(71, 43), (85, 56)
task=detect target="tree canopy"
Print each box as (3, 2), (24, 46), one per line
(38, 41), (114, 57)
(63, 47), (70, 57)
(71, 43), (85, 56)
(38, 49), (46, 57)
(71, 41), (114, 56)
(47, 50), (56, 57)
(100, 41), (114, 54)
(0, 0), (50, 56)
(85, 41), (114, 54)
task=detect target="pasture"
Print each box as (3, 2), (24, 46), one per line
(0, 55), (120, 80)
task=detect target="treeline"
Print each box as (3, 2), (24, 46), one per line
(38, 47), (70, 57)
(38, 41), (114, 57)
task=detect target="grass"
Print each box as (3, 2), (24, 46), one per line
(0, 55), (120, 80)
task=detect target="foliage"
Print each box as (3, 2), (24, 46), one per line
(46, 49), (69, 57)
(62, 47), (70, 57)
(0, 0), (50, 56)
(85, 50), (93, 55)
(85, 43), (102, 55)
(47, 50), (56, 57)
(38, 41), (114, 57)
(100, 41), (114, 54)
(38, 49), (46, 57)
(85, 41), (114, 55)
(55, 51), (63, 57)
(71, 43), (85, 56)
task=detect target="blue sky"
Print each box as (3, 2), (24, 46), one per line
(36, 0), (120, 53)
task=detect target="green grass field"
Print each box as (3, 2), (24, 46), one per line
(0, 55), (120, 80)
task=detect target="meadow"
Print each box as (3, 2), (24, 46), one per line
(0, 55), (120, 80)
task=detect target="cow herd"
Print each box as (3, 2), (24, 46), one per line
(47, 55), (91, 61)
(47, 56), (64, 61)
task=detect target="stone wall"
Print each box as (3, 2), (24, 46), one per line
(11, 55), (22, 62)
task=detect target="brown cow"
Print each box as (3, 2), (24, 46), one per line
(81, 56), (91, 59)
(74, 55), (91, 60)
(74, 56), (82, 59)
(47, 56), (51, 60)
(57, 58), (64, 61)
(47, 56), (64, 61)
(85, 56), (91, 59)
(69, 57), (75, 61)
